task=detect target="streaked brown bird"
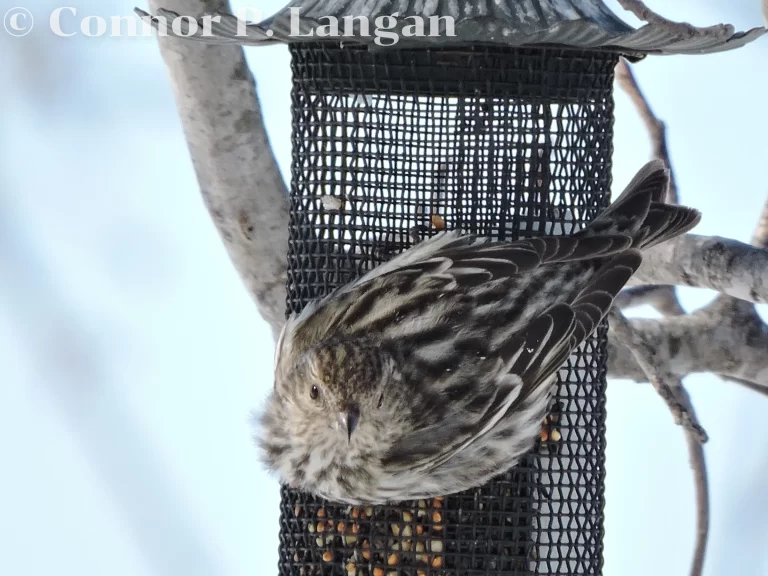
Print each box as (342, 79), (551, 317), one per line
(257, 159), (700, 504)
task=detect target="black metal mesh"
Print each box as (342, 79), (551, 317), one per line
(281, 43), (617, 576)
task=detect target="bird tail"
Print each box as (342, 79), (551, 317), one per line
(577, 159), (701, 250)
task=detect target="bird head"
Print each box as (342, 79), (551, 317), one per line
(297, 339), (388, 443)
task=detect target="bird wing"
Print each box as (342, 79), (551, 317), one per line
(276, 230), (633, 374)
(378, 248), (641, 476)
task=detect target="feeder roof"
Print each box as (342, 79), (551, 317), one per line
(136, 0), (765, 58)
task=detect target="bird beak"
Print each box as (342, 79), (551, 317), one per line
(337, 405), (360, 442)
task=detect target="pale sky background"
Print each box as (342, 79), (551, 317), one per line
(0, 1), (767, 575)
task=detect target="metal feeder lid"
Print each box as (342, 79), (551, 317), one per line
(136, 0), (766, 59)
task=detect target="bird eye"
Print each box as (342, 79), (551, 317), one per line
(310, 385), (319, 400)
(377, 393), (384, 408)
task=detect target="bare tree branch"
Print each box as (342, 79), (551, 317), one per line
(614, 284), (685, 315)
(613, 57), (768, 400)
(629, 234), (768, 304)
(614, 59), (768, 306)
(718, 374), (768, 399)
(686, 428), (709, 576)
(617, 0), (734, 39)
(608, 306), (711, 576)
(148, 0), (289, 338)
(610, 51), (768, 576)
(608, 310), (708, 441)
(615, 58), (678, 204)
(614, 57), (687, 320)
(610, 239), (768, 391)
(607, 305), (768, 389)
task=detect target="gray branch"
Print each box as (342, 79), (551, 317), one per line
(614, 284), (685, 315)
(148, 0), (289, 338)
(630, 234), (768, 304)
(686, 425), (710, 576)
(611, 55), (768, 396)
(607, 304), (768, 389)
(608, 309), (708, 441)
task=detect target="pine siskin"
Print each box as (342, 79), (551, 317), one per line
(257, 160), (700, 505)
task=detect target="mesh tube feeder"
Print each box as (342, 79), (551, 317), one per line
(139, 2), (764, 574)
(283, 44), (614, 576)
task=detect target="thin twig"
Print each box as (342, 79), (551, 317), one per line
(617, 0), (734, 39)
(751, 196), (768, 250)
(608, 310), (708, 442)
(614, 56), (690, 325)
(608, 311), (711, 574)
(764, 0), (768, 28)
(612, 61), (712, 576)
(719, 374), (768, 399)
(615, 58), (678, 204)
(685, 427), (709, 576)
